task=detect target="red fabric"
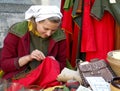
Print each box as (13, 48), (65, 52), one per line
(13, 57), (61, 89)
(86, 12), (115, 61)
(61, 7), (73, 60)
(81, 0), (115, 61)
(81, 0), (96, 52)
(61, 0), (82, 67)
(61, 7), (73, 34)
(71, 24), (80, 67)
(64, 32), (72, 60)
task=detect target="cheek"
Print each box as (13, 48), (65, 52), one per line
(36, 25), (43, 33)
(36, 25), (41, 31)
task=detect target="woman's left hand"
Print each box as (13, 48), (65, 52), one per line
(30, 49), (46, 61)
(48, 56), (56, 60)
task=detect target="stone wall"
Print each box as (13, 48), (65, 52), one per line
(0, 0), (38, 48)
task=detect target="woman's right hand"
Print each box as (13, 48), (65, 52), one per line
(30, 49), (46, 61)
(18, 49), (45, 67)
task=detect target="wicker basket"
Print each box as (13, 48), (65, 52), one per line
(107, 50), (120, 76)
(110, 77), (120, 91)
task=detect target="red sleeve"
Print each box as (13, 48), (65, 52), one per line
(56, 39), (67, 70)
(0, 33), (20, 72)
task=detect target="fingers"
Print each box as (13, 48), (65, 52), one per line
(48, 56), (55, 60)
(31, 49), (46, 61)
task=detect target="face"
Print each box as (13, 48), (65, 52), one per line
(36, 19), (60, 38)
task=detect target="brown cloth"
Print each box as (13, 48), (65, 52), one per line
(115, 22), (120, 49)
(76, 0), (83, 14)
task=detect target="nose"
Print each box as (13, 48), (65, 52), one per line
(46, 30), (52, 36)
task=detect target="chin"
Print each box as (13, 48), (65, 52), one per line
(41, 36), (48, 38)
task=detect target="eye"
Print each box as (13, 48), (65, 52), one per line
(51, 30), (56, 32)
(44, 27), (49, 31)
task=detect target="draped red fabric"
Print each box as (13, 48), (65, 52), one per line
(12, 57), (61, 89)
(61, 0), (82, 67)
(81, 0), (115, 61)
(81, 0), (96, 52)
(71, 24), (80, 67)
(61, 7), (73, 60)
(61, 7), (73, 34)
(85, 12), (115, 61)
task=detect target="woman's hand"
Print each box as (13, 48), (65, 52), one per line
(18, 49), (45, 67)
(48, 56), (56, 60)
(30, 49), (46, 61)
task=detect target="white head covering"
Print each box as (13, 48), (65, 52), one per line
(25, 5), (62, 22)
